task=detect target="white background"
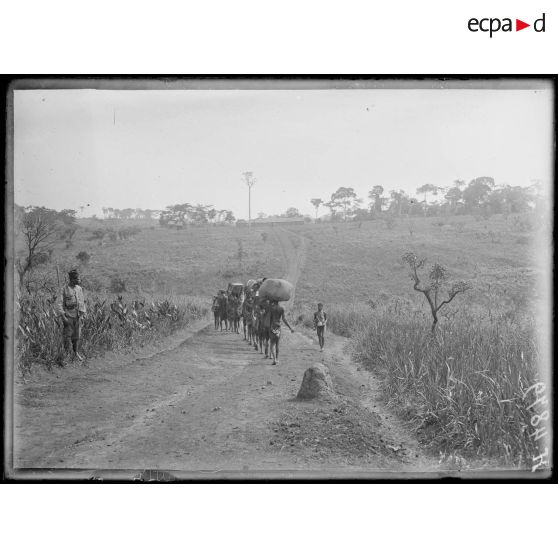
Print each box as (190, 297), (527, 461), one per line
(2, 1), (555, 556)
(1, 0), (556, 73)
(1, 485), (557, 557)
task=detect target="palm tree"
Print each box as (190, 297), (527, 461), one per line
(416, 184), (437, 214)
(310, 198), (323, 220)
(242, 171), (256, 226)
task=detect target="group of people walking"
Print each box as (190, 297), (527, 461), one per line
(54, 269), (327, 367)
(212, 280), (328, 365)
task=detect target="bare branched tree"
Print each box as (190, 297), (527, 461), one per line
(16, 207), (62, 289)
(402, 251), (472, 332)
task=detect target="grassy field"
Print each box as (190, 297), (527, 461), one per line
(288, 214), (548, 468)
(289, 214), (540, 314)
(44, 222), (284, 298)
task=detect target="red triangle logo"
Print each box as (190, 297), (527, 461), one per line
(516, 19), (530, 31)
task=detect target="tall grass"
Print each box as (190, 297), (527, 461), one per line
(297, 300), (546, 467)
(16, 293), (208, 374)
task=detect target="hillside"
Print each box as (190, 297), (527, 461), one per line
(50, 223), (284, 299)
(287, 214), (541, 318)
(45, 214), (542, 317)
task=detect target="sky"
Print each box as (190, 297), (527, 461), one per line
(14, 85), (554, 220)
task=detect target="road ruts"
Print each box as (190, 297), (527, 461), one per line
(273, 227), (308, 312)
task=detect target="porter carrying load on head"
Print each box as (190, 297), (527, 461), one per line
(247, 277), (266, 297)
(228, 282), (244, 297)
(268, 300), (294, 365)
(258, 278), (294, 302)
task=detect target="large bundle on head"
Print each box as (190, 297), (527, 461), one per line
(258, 278), (294, 302)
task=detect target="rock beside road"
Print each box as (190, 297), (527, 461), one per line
(297, 363), (334, 400)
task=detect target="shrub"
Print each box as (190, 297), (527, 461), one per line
(91, 228), (105, 240)
(76, 251), (91, 265)
(105, 228), (118, 242)
(119, 226), (141, 240)
(236, 239), (246, 269)
(80, 275), (103, 292)
(22, 267), (58, 296)
(32, 251), (52, 265)
(110, 276), (126, 293)
(510, 215), (535, 233)
(60, 225), (78, 241)
(407, 219), (415, 236)
(452, 222), (466, 233)
(402, 251), (471, 332)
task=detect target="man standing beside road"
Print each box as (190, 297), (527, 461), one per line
(268, 300), (294, 366)
(313, 302), (327, 351)
(56, 269), (87, 361)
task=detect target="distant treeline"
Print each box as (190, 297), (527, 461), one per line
(98, 205), (237, 227)
(158, 204), (235, 228)
(101, 207), (159, 220)
(310, 177), (543, 221)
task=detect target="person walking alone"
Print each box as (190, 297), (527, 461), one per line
(56, 269), (87, 361)
(313, 302), (327, 351)
(268, 300), (294, 365)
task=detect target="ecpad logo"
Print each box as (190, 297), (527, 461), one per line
(468, 13), (546, 37)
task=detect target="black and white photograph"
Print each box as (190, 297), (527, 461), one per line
(4, 77), (554, 479)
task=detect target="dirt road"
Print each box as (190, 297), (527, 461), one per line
(13, 229), (439, 478)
